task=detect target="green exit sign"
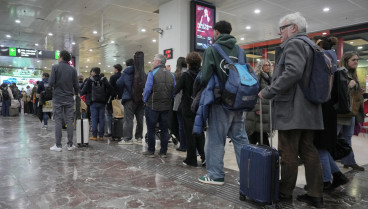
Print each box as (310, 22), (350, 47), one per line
(55, 51), (60, 60)
(9, 47), (16, 56)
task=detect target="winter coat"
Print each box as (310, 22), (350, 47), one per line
(193, 74), (221, 134)
(246, 71), (272, 135)
(260, 32), (323, 130)
(81, 75), (116, 104)
(116, 66), (134, 104)
(173, 68), (187, 111)
(173, 69), (199, 117)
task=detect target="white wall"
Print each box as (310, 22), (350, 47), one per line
(159, 0), (190, 72)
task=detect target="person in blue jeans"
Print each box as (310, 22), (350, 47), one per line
(81, 67), (116, 141)
(1, 83), (14, 117)
(37, 73), (51, 129)
(142, 54), (175, 158)
(337, 51), (365, 171)
(198, 21), (248, 185)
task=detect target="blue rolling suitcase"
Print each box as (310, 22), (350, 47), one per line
(239, 100), (279, 204)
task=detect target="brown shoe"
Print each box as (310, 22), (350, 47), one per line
(89, 136), (97, 141)
(98, 136), (104, 141)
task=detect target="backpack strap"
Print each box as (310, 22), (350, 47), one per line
(213, 44), (246, 65)
(293, 36), (316, 49)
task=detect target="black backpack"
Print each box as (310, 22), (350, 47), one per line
(91, 77), (106, 103)
(333, 68), (351, 114)
(132, 51), (147, 103)
(43, 83), (53, 101)
(1, 87), (10, 100)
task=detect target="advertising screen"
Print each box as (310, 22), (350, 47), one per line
(190, 1), (216, 52)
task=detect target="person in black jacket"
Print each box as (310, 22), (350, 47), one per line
(81, 67), (116, 140)
(173, 52), (205, 167)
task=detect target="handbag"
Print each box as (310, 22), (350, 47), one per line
(332, 136), (352, 160)
(112, 98), (124, 118)
(338, 89), (362, 117)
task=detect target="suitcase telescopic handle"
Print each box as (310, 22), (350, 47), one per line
(259, 99), (273, 147)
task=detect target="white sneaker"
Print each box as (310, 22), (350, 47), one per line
(41, 125), (48, 129)
(118, 140), (133, 145)
(50, 145), (62, 152)
(67, 144), (76, 151)
(136, 138), (143, 143)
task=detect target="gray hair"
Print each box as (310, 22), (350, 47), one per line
(279, 12), (307, 32)
(254, 59), (272, 75)
(154, 54), (166, 65)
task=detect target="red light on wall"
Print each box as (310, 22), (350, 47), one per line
(164, 48), (173, 60)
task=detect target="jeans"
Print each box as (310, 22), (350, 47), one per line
(205, 104), (248, 179)
(318, 149), (340, 182)
(177, 110), (186, 150)
(278, 130), (323, 197)
(53, 101), (74, 147)
(1, 100), (10, 116)
(337, 117), (356, 166)
(105, 109), (113, 134)
(123, 100), (144, 141)
(145, 106), (169, 154)
(43, 112), (49, 125)
(90, 102), (106, 137)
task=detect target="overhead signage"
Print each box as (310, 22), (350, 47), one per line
(164, 48), (173, 60)
(9, 47), (16, 56)
(38, 50), (59, 60)
(17, 48), (37, 58)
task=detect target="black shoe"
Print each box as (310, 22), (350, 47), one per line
(323, 182), (334, 192)
(344, 164), (365, 171)
(331, 171), (349, 189)
(182, 160), (197, 167)
(297, 194), (325, 208)
(104, 134), (112, 137)
(279, 193), (292, 202)
(176, 148), (186, 152)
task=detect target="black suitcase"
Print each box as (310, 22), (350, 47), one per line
(112, 118), (123, 140)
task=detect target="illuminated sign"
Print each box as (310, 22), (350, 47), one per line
(9, 47), (16, 56)
(17, 48), (37, 58)
(164, 48), (173, 60)
(55, 51), (60, 60)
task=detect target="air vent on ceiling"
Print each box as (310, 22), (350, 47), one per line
(153, 9), (159, 14)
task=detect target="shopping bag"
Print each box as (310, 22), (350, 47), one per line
(112, 98), (124, 118)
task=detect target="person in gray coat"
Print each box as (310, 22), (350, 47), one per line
(259, 12), (324, 208)
(246, 59), (272, 146)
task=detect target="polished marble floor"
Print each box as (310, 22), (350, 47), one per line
(1, 114), (368, 209)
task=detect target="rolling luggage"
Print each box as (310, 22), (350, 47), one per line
(239, 100), (279, 204)
(9, 108), (19, 116)
(76, 118), (89, 147)
(112, 118), (123, 140)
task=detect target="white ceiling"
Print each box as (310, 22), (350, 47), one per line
(0, 0), (368, 76)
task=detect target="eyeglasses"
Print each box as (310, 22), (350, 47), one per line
(279, 24), (293, 32)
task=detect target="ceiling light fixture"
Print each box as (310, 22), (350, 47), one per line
(152, 39), (157, 43)
(141, 28), (146, 32)
(0, 45), (4, 47)
(323, 7), (330, 12)
(87, 59), (90, 62)
(254, 9), (260, 14)
(37, 60), (40, 63)
(48, 33), (53, 36)
(6, 34), (11, 38)
(113, 58), (117, 61)
(9, 65), (12, 66)
(107, 65), (111, 68)
(245, 26), (251, 30)
(98, 62), (101, 65)
(85, 70), (87, 72)
(68, 17), (74, 21)
(111, 41), (115, 44)
(72, 42), (76, 45)
(44, 67), (47, 69)
(322, 32), (327, 35)
(357, 46), (363, 50)
(15, 20), (21, 23)
(123, 62), (126, 65)
(350, 41), (354, 44)
(89, 49), (93, 52)
(148, 61), (151, 64)
(240, 37), (245, 41)
(35, 43), (39, 46)
(86, 66), (88, 68)
(93, 30), (98, 34)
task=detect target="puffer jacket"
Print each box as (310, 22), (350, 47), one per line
(246, 71), (272, 135)
(116, 66), (134, 104)
(193, 74), (221, 134)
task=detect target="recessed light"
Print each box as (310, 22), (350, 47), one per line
(148, 61), (151, 64)
(68, 17), (74, 21)
(123, 62), (126, 65)
(15, 20), (21, 23)
(350, 41), (354, 44)
(93, 30), (98, 34)
(107, 65), (111, 68)
(6, 34), (11, 38)
(113, 58), (117, 61)
(254, 9), (260, 14)
(322, 32), (327, 35)
(104, 70), (106, 72)
(323, 7), (330, 12)
(256, 59), (260, 62)
(85, 70), (87, 72)
(35, 43), (39, 46)
(141, 29), (146, 32)
(9, 65), (12, 66)
(86, 66), (88, 68)
(44, 67), (47, 69)
(0, 45), (4, 47)
(98, 62), (101, 65)
(240, 37), (245, 41)
(87, 59), (90, 62)
(111, 41), (115, 44)
(37, 60), (40, 63)
(357, 46), (363, 50)
(48, 33), (53, 36)
(152, 39), (157, 43)
(245, 26), (251, 30)
(72, 42), (76, 45)
(89, 49), (93, 52)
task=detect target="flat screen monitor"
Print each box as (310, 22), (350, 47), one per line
(190, 1), (216, 52)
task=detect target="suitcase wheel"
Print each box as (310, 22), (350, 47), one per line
(239, 192), (246, 201)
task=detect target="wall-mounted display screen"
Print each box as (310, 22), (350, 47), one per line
(190, 1), (216, 52)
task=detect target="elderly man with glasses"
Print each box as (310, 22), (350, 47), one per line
(259, 12), (325, 208)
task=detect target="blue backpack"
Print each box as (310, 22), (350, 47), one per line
(213, 44), (259, 111)
(294, 36), (337, 104)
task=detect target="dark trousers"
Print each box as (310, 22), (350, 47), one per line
(278, 130), (323, 197)
(248, 132), (270, 146)
(145, 107), (169, 154)
(123, 100), (144, 140)
(183, 114), (205, 165)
